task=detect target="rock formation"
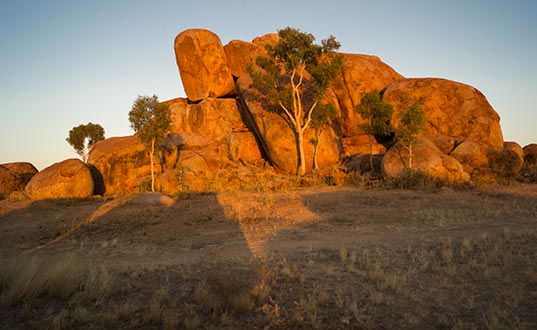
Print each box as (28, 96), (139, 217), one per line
(25, 159), (94, 200)
(174, 29), (236, 102)
(84, 28), (529, 195)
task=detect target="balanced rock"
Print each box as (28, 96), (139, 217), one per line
(382, 137), (469, 182)
(0, 165), (24, 199)
(382, 78), (504, 148)
(174, 29), (236, 102)
(1, 162), (38, 185)
(88, 136), (154, 195)
(25, 159), (94, 200)
(523, 144), (537, 165)
(328, 53), (403, 138)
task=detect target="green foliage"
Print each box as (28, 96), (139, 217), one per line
(355, 91), (394, 137)
(355, 91), (393, 174)
(128, 95), (172, 192)
(395, 103), (426, 147)
(66, 122), (105, 162)
(247, 27), (343, 175)
(128, 95), (171, 149)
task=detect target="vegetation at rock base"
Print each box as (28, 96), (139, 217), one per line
(128, 95), (171, 192)
(309, 103), (338, 170)
(355, 90), (394, 175)
(66, 122), (105, 163)
(247, 27), (343, 176)
(395, 103), (427, 169)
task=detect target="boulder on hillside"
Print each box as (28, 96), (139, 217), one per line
(174, 29), (236, 102)
(382, 137), (469, 182)
(450, 140), (490, 175)
(450, 140), (524, 178)
(489, 142), (524, 177)
(382, 78), (504, 148)
(25, 159), (94, 200)
(236, 75), (340, 174)
(88, 136), (154, 195)
(1, 162), (38, 185)
(523, 144), (537, 165)
(327, 53), (403, 138)
(224, 40), (263, 78)
(0, 165), (24, 199)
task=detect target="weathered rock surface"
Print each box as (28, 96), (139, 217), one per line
(1, 162), (38, 185)
(382, 78), (504, 148)
(88, 136), (154, 195)
(174, 29), (236, 102)
(0, 165), (24, 199)
(450, 140), (490, 175)
(523, 144), (537, 165)
(224, 40), (263, 78)
(237, 75), (340, 174)
(25, 159), (94, 200)
(382, 137), (469, 182)
(489, 142), (524, 176)
(328, 53), (403, 138)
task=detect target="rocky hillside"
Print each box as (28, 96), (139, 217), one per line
(3, 28), (535, 199)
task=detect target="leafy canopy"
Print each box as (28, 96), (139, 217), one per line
(128, 95), (171, 148)
(396, 103), (427, 147)
(355, 90), (394, 137)
(247, 27), (343, 175)
(66, 122), (105, 162)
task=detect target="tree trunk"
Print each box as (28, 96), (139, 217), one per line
(369, 135), (375, 175)
(150, 138), (155, 192)
(297, 129), (306, 176)
(408, 144), (413, 169)
(312, 142), (318, 171)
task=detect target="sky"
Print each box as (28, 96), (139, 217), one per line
(0, 0), (536, 170)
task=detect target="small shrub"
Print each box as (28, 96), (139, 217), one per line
(389, 169), (443, 191)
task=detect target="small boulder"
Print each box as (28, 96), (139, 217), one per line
(1, 162), (38, 185)
(25, 159), (94, 200)
(450, 140), (490, 175)
(382, 137), (469, 182)
(132, 192), (174, 207)
(0, 165), (24, 199)
(489, 142), (524, 176)
(224, 40), (263, 78)
(174, 29), (236, 102)
(523, 144), (537, 165)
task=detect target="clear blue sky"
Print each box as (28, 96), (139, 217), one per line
(1, 0), (535, 169)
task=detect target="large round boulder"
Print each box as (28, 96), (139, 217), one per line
(25, 159), (94, 200)
(88, 136), (154, 196)
(327, 53), (403, 138)
(174, 29), (236, 102)
(0, 165), (24, 199)
(1, 162), (38, 185)
(382, 78), (504, 148)
(382, 137), (469, 182)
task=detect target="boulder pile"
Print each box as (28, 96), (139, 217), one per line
(3, 28), (534, 200)
(83, 28), (530, 195)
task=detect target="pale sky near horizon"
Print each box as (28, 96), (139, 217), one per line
(1, 0), (536, 170)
